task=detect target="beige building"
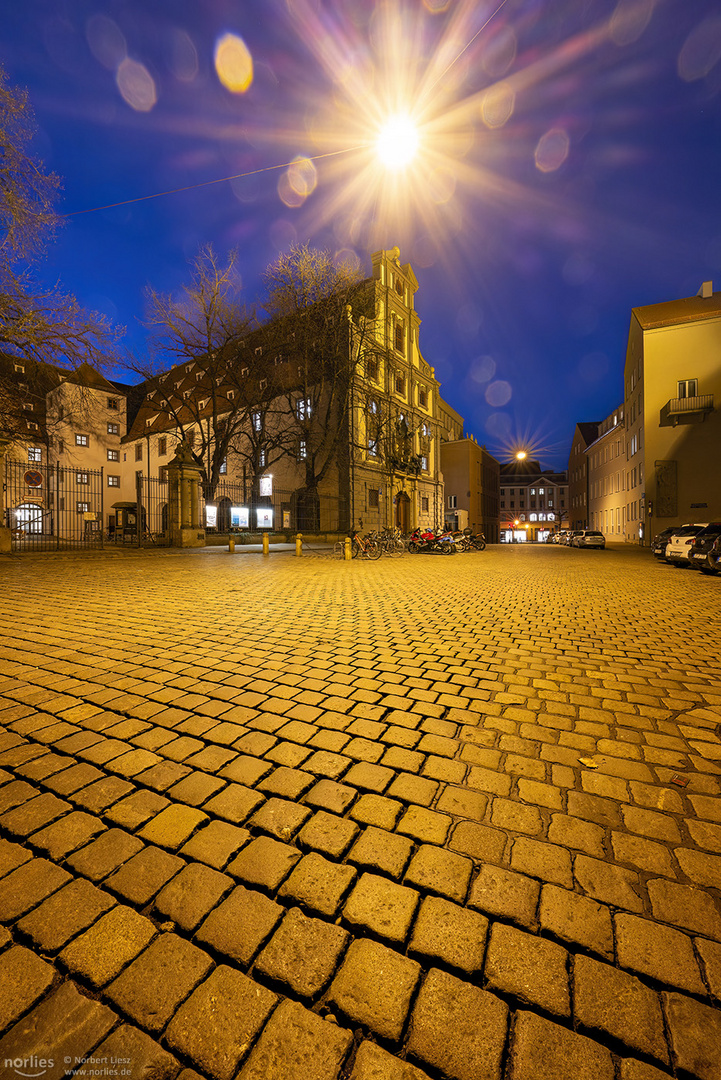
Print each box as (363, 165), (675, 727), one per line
(624, 282), (720, 544)
(586, 405), (626, 539)
(499, 460), (568, 542)
(440, 437), (500, 542)
(568, 421), (599, 530)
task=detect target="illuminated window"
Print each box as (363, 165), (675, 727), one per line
(108, 423), (119, 435)
(107, 475), (120, 487)
(76, 501), (89, 513)
(76, 434), (89, 447)
(252, 411), (261, 432)
(28, 448), (41, 463)
(259, 448), (266, 467)
(220, 460), (227, 475)
(107, 449), (119, 462)
(421, 456), (428, 471)
(296, 397), (312, 420)
(298, 439), (307, 461)
(259, 379), (268, 391)
(76, 472), (89, 485)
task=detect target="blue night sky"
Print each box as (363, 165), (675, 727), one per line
(3, 0), (720, 470)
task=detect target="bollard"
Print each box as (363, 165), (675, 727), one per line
(295, 533), (303, 557)
(344, 536), (352, 561)
(229, 538), (235, 554)
(262, 532), (269, 556)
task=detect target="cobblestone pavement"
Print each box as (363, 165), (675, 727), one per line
(0, 543), (720, 1080)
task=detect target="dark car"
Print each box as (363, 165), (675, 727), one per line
(688, 522), (721, 575)
(651, 526), (677, 559)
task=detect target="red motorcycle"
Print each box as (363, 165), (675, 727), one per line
(407, 527), (455, 554)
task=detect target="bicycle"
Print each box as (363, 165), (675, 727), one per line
(371, 527), (405, 558)
(350, 531), (382, 560)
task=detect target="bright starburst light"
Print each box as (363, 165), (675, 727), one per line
(376, 115), (420, 171)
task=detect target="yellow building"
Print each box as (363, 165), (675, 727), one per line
(440, 437), (500, 542)
(586, 406), (626, 540)
(625, 282), (720, 544)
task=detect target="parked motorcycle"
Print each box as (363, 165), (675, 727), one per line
(407, 527), (456, 554)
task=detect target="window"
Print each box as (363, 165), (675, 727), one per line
(448, 495), (457, 509)
(420, 456), (428, 471)
(259, 448), (266, 467)
(421, 423), (429, 437)
(240, 367), (249, 377)
(185, 364), (193, 373)
(28, 448), (42, 463)
(366, 357), (378, 381)
(419, 388), (427, 408)
(159, 466), (168, 482)
(259, 379), (268, 391)
(220, 460), (227, 475)
(255, 347), (262, 356)
(395, 375), (405, 395)
(145, 417), (153, 427)
(367, 436), (379, 457)
(227, 390), (235, 400)
(135, 443), (143, 461)
(530, 488), (536, 495)
(394, 322), (404, 352)
(107, 423), (119, 436)
(421, 496), (429, 513)
(678, 379), (698, 398)
(395, 275), (404, 296)
(298, 439), (307, 461)
(76, 501), (89, 513)
(183, 390), (191, 400)
(539, 488), (544, 495)
(369, 399), (378, 415)
(500, 501), (505, 509)
(76, 472), (89, 485)
(252, 411), (262, 432)
(107, 397), (119, 410)
(57, 439), (64, 454)
(107, 475), (120, 487)
(107, 449), (119, 462)
(274, 355), (283, 365)
(296, 397), (312, 420)
(76, 434), (89, 447)
(158, 436), (167, 456)
(368, 489), (379, 508)
(14, 363), (24, 373)
(23, 403), (33, 411)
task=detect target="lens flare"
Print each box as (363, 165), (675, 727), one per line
(376, 115), (420, 171)
(214, 33), (253, 93)
(116, 58), (157, 112)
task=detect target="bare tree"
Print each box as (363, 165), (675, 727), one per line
(0, 66), (122, 442)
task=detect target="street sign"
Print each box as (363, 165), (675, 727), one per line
(24, 470), (43, 488)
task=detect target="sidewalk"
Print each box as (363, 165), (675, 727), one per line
(0, 544), (719, 1079)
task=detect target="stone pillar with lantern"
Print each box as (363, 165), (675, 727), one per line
(166, 442), (205, 548)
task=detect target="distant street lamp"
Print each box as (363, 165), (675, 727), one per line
(515, 450), (527, 461)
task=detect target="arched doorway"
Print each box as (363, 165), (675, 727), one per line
(395, 491), (411, 533)
(217, 496), (232, 533)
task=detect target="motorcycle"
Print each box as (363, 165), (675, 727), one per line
(407, 527), (456, 554)
(465, 528), (486, 551)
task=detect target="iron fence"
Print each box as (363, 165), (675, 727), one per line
(5, 458), (104, 551)
(204, 483), (349, 535)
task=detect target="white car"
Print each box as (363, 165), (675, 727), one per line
(572, 530), (606, 548)
(665, 523), (709, 565)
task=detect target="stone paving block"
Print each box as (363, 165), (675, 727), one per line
(303, 779), (357, 815)
(574, 954), (669, 1065)
(195, 884), (283, 965)
(421, 755), (466, 784)
(611, 831), (676, 877)
(16, 752), (72, 782)
(466, 764), (512, 797)
(227, 835), (301, 892)
(343, 872), (419, 945)
(184, 745), (238, 771)
(408, 895), (488, 976)
(42, 761), (103, 795)
(647, 878), (721, 940)
(0, 791), (71, 838)
(28, 810), (107, 861)
(687, 819), (721, 853)
(202, 782), (265, 824)
(574, 854), (644, 913)
(297, 809), (359, 859)
(134, 760), (193, 792)
(179, 819), (249, 868)
(491, 798), (543, 835)
(404, 844), (473, 903)
(0, 837), (32, 879)
(238, 998), (353, 1080)
(162, 736), (208, 763)
(254, 906), (349, 999)
(349, 1041), (431, 1080)
(166, 965), (277, 1080)
(517, 777), (563, 810)
(346, 826), (413, 880)
(696, 937), (721, 999)
(153, 862), (234, 932)
(92, 1024), (182, 1080)
(106, 932), (213, 1034)
(104, 788), (171, 830)
(617, 1061), (674, 1080)
(219, 753), (273, 785)
(278, 851), (356, 918)
(485, 921), (570, 1018)
(0, 858), (72, 922)
(106, 747), (162, 777)
(0, 981), (117, 1080)
(663, 991), (721, 1080)
(397, 805), (451, 845)
(59, 905), (157, 987)
(406, 967), (508, 1080)
(250, 796), (312, 840)
(689, 793), (721, 823)
(266, 743), (314, 770)
(676, 847), (721, 888)
(567, 790), (622, 828)
(621, 804), (682, 843)
(385, 772), (436, 807)
(344, 761), (394, 793)
(327, 938), (421, 1043)
(629, 780), (684, 813)
(71, 775), (135, 813)
(301, 750), (352, 779)
(468, 865), (540, 930)
(614, 912), (705, 994)
(435, 785), (488, 822)
(65, 827), (144, 881)
(104, 845), (184, 905)
(539, 884), (613, 959)
(15, 877), (115, 953)
(581, 770), (631, 802)
(0, 945), (55, 1032)
(547, 813), (606, 857)
(508, 1009), (614, 1080)
(448, 821), (507, 864)
(350, 793), (403, 830)
(510, 837), (573, 888)
(166, 770), (226, 806)
(258, 765), (316, 800)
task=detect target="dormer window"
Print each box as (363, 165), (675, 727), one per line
(145, 418), (153, 427)
(255, 347), (262, 356)
(240, 367), (249, 377)
(185, 364), (193, 373)
(274, 355), (283, 365)
(107, 397), (119, 410)
(14, 363), (25, 373)
(259, 379), (268, 391)
(227, 390), (235, 400)
(183, 390), (191, 400)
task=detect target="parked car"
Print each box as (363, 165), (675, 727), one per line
(651, 526), (678, 560)
(688, 522), (721, 575)
(565, 531), (583, 545)
(571, 530), (606, 548)
(665, 523), (709, 565)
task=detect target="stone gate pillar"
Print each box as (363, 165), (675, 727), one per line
(166, 442), (205, 548)
(0, 439), (11, 555)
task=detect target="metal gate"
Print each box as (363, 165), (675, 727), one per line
(5, 458), (104, 551)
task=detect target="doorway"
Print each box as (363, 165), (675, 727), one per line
(395, 491), (410, 533)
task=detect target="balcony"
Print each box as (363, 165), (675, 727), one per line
(659, 394), (714, 427)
